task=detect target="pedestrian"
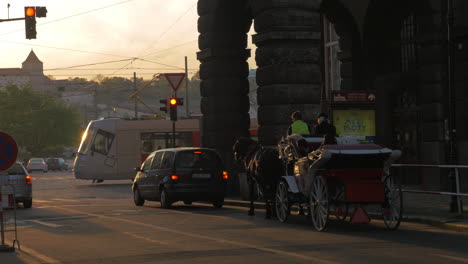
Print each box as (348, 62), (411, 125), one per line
(287, 111), (311, 136)
(313, 113), (337, 137)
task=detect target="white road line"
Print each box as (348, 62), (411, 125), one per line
(29, 220), (63, 228)
(433, 254), (468, 263)
(6, 240), (61, 264)
(57, 207), (340, 264)
(51, 199), (78, 202)
(123, 232), (171, 245)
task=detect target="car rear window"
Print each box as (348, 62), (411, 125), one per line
(175, 150), (223, 169)
(47, 159), (58, 164)
(6, 164), (26, 175)
(30, 159), (43, 163)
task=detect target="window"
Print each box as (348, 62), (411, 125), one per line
(401, 13), (418, 72)
(141, 132), (194, 150)
(151, 152), (164, 170)
(142, 154), (154, 171)
(323, 16), (342, 99)
(91, 129), (115, 155)
(6, 164), (26, 175)
(161, 152), (175, 170)
(175, 150), (223, 169)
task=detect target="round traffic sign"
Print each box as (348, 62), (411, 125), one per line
(0, 132), (18, 171)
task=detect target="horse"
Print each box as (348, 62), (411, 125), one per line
(233, 137), (284, 218)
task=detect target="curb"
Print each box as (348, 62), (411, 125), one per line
(221, 198), (468, 232)
(0, 244), (15, 253)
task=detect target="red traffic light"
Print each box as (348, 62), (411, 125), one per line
(169, 98), (178, 106)
(25, 7), (36, 17)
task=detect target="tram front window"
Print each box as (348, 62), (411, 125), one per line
(77, 127), (94, 155)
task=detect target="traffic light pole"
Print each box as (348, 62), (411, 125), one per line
(172, 121), (176, 148)
(0, 18), (25, 22)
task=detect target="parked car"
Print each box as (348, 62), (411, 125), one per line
(0, 162), (32, 208)
(27, 158), (48, 173)
(46, 158), (68, 171)
(132, 148), (228, 208)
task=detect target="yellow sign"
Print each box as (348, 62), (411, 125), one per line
(333, 110), (376, 143)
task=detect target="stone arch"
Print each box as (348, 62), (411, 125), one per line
(320, 0), (363, 92)
(196, 0), (253, 174)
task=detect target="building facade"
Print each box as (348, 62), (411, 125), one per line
(197, 0), (468, 191)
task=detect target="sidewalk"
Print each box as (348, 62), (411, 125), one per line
(223, 192), (468, 232)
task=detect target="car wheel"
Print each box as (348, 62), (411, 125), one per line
(23, 199), (32, 209)
(212, 199), (224, 208)
(133, 187), (145, 206)
(160, 189), (171, 209)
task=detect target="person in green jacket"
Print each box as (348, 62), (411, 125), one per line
(287, 111), (311, 136)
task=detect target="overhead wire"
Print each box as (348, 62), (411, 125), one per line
(139, 2), (197, 59)
(0, 0), (137, 37)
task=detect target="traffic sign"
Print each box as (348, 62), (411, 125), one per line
(164, 73), (186, 93)
(0, 132), (18, 171)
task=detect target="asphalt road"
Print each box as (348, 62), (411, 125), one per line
(3, 171), (468, 264)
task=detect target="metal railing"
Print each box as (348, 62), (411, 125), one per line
(391, 164), (466, 215)
(0, 184), (20, 252)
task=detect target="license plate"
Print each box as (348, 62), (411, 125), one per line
(192, 173), (211, 179)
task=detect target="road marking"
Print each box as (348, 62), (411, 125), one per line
(51, 198), (78, 202)
(123, 232), (171, 245)
(6, 239), (61, 264)
(29, 220), (63, 228)
(34, 200), (52, 203)
(433, 254), (468, 263)
(57, 207), (339, 264)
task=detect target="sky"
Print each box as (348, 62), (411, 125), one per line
(0, 0), (257, 80)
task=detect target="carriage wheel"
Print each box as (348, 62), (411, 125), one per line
(275, 180), (291, 223)
(382, 175), (403, 230)
(309, 175), (329, 231)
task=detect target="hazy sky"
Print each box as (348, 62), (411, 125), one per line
(0, 0), (256, 80)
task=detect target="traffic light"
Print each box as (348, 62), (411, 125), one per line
(159, 99), (168, 113)
(24, 7), (36, 39)
(35, 7), (47, 18)
(169, 97), (178, 121)
(24, 6), (47, 39)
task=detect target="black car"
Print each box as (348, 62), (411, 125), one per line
(132, 148), (227, 208)
(46, 158), (68, 171)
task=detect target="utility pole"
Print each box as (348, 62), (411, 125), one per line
(447, 0), (462, 213)
(134, 72), (138, 119)
(185, 56), (190, 118)
(94, 84), (98, 119)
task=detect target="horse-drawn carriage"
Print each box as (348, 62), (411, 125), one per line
(276, 135), (402, 231)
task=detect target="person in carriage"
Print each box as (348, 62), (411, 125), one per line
(313, 113), (337, 138)
(287, 111), (311, 136)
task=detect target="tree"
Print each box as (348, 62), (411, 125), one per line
(0, 84), (82, 157)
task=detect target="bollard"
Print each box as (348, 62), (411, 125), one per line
(0, 187), (15, 252)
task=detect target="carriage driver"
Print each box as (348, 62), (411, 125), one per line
(287, 111), (311, 136)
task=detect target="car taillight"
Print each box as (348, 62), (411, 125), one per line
(222, 171), (229, 180)
(25, 175), (32, 185)
(171, 175), (179, 181)
(41, 162), (45, 166)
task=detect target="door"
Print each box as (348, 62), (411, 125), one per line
(392, 90), (421, 185)
(154, 151), (174, 200)
(146, 151), (164, 200)
(137, 153), (155, 198)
